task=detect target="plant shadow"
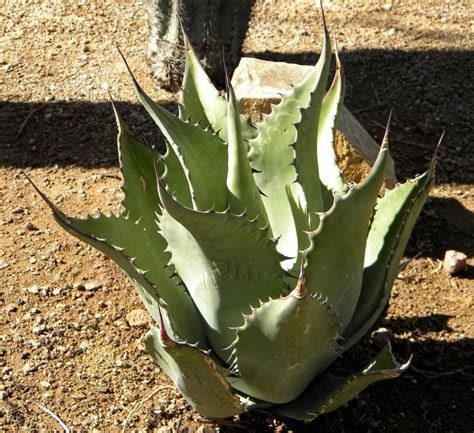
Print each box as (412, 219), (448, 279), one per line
(217, 314), (473, 433)
(1, 49), (473, 185)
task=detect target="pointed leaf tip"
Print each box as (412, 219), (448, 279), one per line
(23, 172), (64, 218)
(429, 131), (445, 176)
(381, 110), (393, 151)
(319, 0), (328, 31)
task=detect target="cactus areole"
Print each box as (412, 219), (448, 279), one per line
(31, 11), (439, 422)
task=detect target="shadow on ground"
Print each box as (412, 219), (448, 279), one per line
(1, 49), (473, 183)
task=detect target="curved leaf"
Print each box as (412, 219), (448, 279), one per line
(293, 24), (332, 220)
(226, 83), (268, 223)
(228, 282), (340, 404)
(273, 342), (410, 421)
(343, 168), (435, 342)
(180, 48), (257, 141)
(26, 114), (207, 346)
(121, 52), (228, 211)
(304, 140), (389, 331)
(145, 328), (244, 419)
(248, 27), (331, 263)
(317, 50), (346, 202)
(158, 181), (287, 361)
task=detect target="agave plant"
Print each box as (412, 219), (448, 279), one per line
(30, 15), (438, 422)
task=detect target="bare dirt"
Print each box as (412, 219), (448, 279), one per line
(1, 1), (473, 432)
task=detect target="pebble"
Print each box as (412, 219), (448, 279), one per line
(22, 362), (38, 375)
(443, 250), (467, 276)
(125, 309), (149, 327)
(26, 285), (40, 294)
(97, 384), (110, 394)
(386, 28), (397, 37)
(79, 340), (90, 351)
(24, 222), (38, 231)
(5, 304), (17, 313)
(0, 260), (9, 270)
(84, 281), (101, 291)
(40, 381), (51, 390)
(32, 325), (47, 335)
(0, 391), (9, 400)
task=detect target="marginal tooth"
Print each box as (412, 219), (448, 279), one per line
(291, 275), (308, 299)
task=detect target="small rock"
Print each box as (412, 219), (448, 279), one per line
(443, 250), (467, 276)
(24, 222), (38, 231)
(126, 309), (149, 328)
(84, 281), (101, 291)
(32, 325), (46, 335)
(0, 260), (9, 270)
(97, 384), (110, 394)
(22, 362), (38, 375)
(383, 3), (393, 11)
(78, 340), (90, 351)
(40, 381), (51, 390)
(0, 348), (6, 356)
(371, 327), (393, 345)
(0, 391), (9, 400)
(5, 304), (17, 313)
(11, 207), (25, 214)
(26, 285), (40, 294)
(385, 28), (397, 37)
(3, 64), (13, 72)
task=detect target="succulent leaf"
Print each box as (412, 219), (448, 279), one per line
(317, 49), (346, 203)
(343, 167), (435, 343)
(180, 48), (228, 134)
(272, 342), (410, 421)
(226, 82), (269, 223)
(145, 327), (244, 418)
(304, 138), (389, 331)
(248, 27), (331, 264)
(180, 48), (257, 141)
(161, 142), (193, 208)
(158, 181), (287, 360)
(121, 53), (228, 211)
(293, 23), (331, 220)
(228, 284), (341, 404)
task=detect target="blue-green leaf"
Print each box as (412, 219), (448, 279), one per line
(304, 139), (389, 331)
(273, 343), (410, 421)
(145, 328), (244, 418)
(229, 283), (340, 404)
(158, 181), (287, 361)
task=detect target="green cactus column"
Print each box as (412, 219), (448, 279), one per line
(146, 0), (254, 90)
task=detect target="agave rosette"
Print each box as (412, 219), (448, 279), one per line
(30, 19), (437, 421)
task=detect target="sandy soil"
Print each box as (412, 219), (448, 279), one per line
(0, 1), (473, 432)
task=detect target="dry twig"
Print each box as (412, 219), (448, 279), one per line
(35, 402), (70, 432)
(13, 106), (44, 142)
